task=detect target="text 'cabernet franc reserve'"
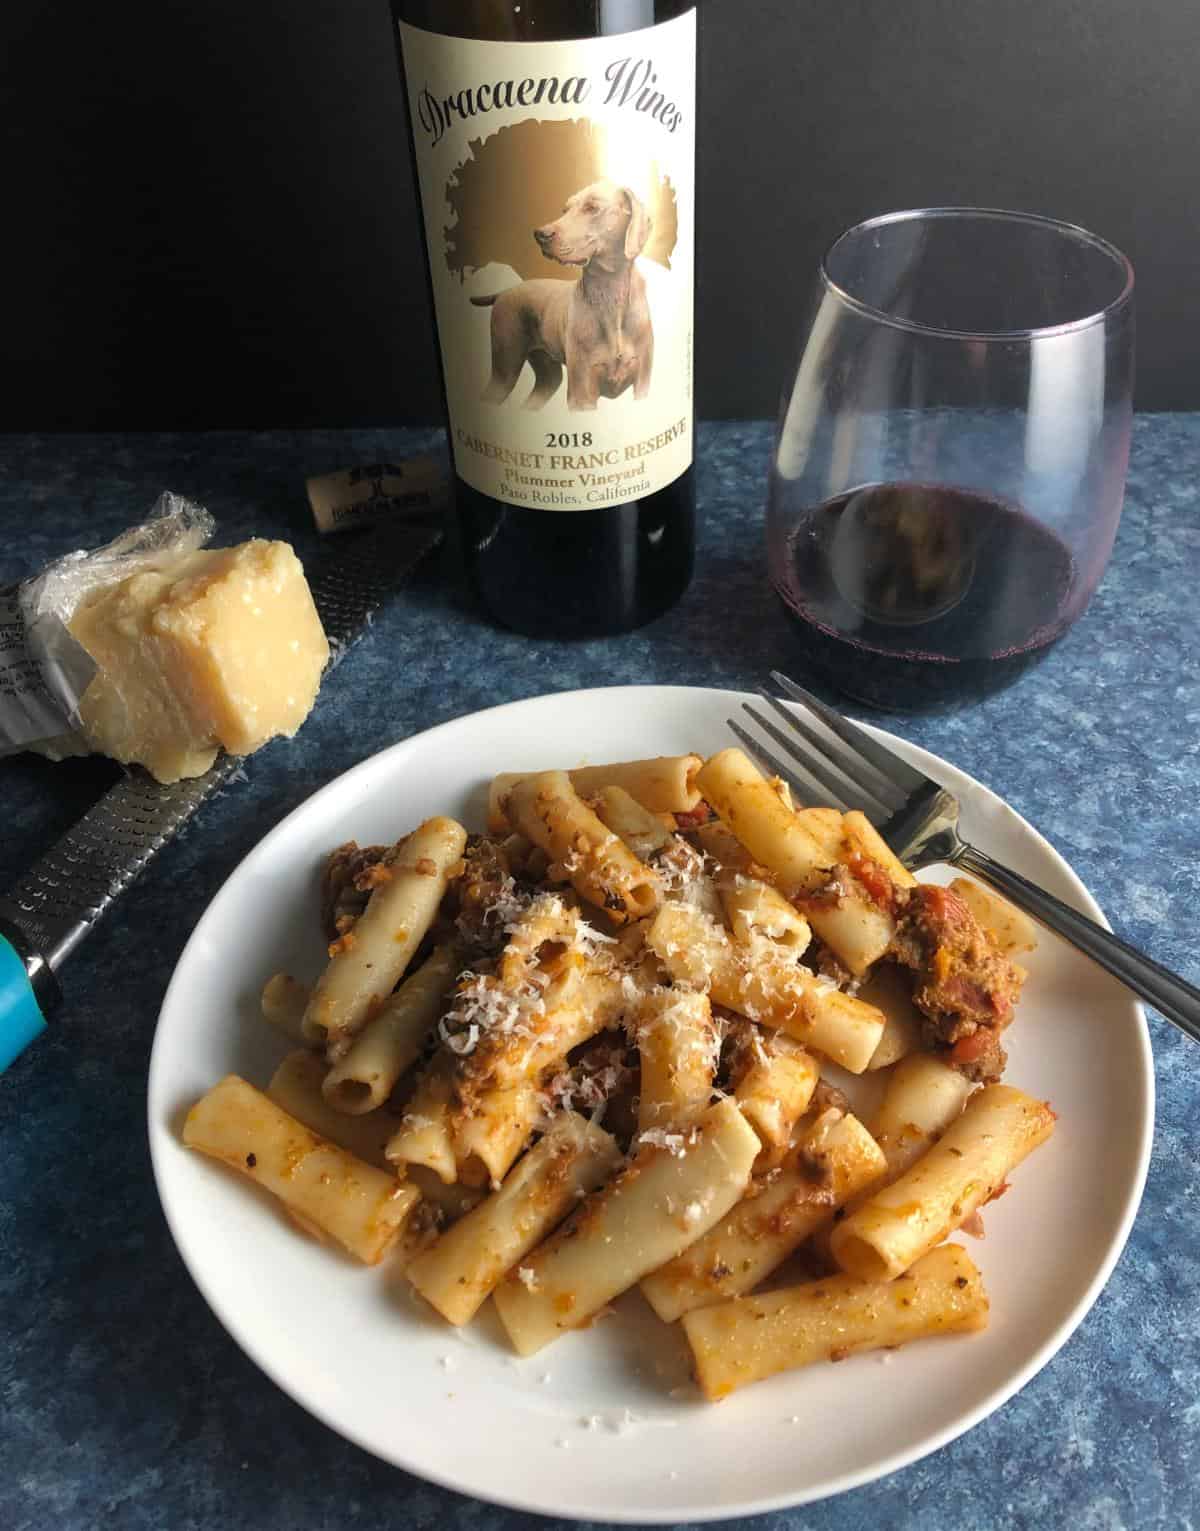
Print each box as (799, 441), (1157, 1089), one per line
(392, 2), (696, 637)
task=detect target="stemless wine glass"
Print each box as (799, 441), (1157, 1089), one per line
(766, 208), (1134, 710)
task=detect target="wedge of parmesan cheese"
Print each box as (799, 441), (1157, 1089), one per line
(60, 538), (328, 782)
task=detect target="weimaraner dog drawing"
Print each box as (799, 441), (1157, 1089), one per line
(471, 180), (654, 412)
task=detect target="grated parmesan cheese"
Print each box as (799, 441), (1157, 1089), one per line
(438, 971), (537, 1056)
(655, 838), (711, 901)
(637, 1128), (688, 1157)
(537, 1044), (634, 1123)
(574, 919), (618, 960)
(619, 971), (644, 1008)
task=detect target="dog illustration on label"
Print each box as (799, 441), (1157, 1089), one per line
(472, 181), (654, 412)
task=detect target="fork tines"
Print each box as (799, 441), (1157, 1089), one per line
(728, 672), (921, 828)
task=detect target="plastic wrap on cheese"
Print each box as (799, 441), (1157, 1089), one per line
(5, 493), (329, 783)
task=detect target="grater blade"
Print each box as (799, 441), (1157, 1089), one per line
(0, 517), (443, 974)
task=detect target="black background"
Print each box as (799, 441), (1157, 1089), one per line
(3, 0), (1195, 430)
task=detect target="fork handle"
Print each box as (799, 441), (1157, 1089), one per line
(953, 842), (1200, 1044)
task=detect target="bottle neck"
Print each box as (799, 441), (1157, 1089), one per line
(392, 1), (696, 44)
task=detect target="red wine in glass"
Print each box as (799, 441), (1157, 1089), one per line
(771, 481), (1077, 710)
(766, 211), (1133, 712)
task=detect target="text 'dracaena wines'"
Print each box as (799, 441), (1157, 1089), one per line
(391, 1), (697, 637)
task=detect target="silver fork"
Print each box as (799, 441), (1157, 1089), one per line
(731, 670), (1200, 1044)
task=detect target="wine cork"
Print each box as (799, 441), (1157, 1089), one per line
(306, 456), (449, 535)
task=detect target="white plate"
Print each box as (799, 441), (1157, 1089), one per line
(148, 686), (1153, 1522)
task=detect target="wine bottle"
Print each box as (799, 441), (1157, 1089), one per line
(390, 1), (697, 637)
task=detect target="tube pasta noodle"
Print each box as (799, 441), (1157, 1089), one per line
(386, 1053), (458, 1183)
(183, 1075), (419, 1265)
(407, 1113), (622, 1324)
(492, 1099), (761, 1356)
(804, 894), (895, 979)
(799, 809), (917, 978)
(831, 1084), (1055, 1281)
(592, 785), (674, 861)
(560, 756), (704, 813)
(698, 816), (833, 898)
(488, 755), (703, 832)
(453, 1079), (543, 1187)
(697, 751), (892, 974)
(646, 902), (885, 1073)
(267, 1049), (401, 1172)
(727, 1026), (820, 1158)
(504, 771), (660, 924)
(842, 810), (918, 890)
(865, 1010), (924, 1072)
(682, 1244), (989, 1400)
(610, 916), (653, 966)
(719, 874), (812, 956)
(696, 749), (833, 893)
(486, 969), (622, 1090)
(454, 960), (623, 1098)
(641, 1110), (885, 1322)
(949, 876), (1039, 954)
(810, 1052), (973, 1266)
(302, 816), (467, 1057)
(792, 806), (845, 859)
(496, 891), (580, 983)
(260, 972), (312, 1045)
(859, 962), (926, 1071)
(634, 988), (719, 1133)
(871, 1053), (974, 1179)
(322, 944), (458, 1114)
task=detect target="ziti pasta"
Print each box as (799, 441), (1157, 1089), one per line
(183, 746), (1051, 1398)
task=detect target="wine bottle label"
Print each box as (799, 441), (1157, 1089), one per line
(398, 11), (695, 511)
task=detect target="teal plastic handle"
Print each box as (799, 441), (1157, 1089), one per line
(0, 931), (48, 1071)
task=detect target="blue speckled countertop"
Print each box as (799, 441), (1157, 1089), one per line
(1, 420), (1197, 1531)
